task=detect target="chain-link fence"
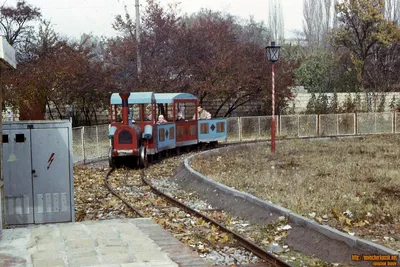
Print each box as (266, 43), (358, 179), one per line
(72, 124), (109, 164)
(72, 112), (400, 163)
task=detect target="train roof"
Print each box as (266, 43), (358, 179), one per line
(154, 93), (197, 104)
(110, 92), (155, 105)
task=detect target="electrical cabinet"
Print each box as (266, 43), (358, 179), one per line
(2, 120), (74, 225)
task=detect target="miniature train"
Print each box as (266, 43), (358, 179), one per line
(108, 92), (227, 167)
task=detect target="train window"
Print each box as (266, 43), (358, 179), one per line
(119, 130), (132, 144)
(169, 127), (174, 139)
(217, 122), (225, 133)
(190, 125), (196, 136)
(3, 134), (8, 143)
(131, 105), (140, 121)
(15, 134), (25, 143)
(200, 123), (209, 134)
(159, 128), (165, 142)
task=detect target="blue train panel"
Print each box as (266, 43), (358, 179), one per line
(197, 119), (227, 143)
(156, 123), (176, 152)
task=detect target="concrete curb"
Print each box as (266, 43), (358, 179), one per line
(181, 141), (399, 258)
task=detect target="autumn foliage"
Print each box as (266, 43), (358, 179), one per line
(1, 0), (298, 123)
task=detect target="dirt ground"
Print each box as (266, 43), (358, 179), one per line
(190, 135), (400, 252)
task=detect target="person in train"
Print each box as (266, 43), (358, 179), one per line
(157, 114), (168, 124)
(176, 112), (185, 121)
(145, 104), (152, 121)
(192, 106), (211, 120)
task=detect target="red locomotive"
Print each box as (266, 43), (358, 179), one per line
(108, 92), (227, 167)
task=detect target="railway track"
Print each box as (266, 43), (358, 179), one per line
(104, 145), (294, 267)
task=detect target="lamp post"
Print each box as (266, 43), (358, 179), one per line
(265, 41), (281, 153)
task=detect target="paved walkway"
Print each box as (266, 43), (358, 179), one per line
(0, 218), (209, 267)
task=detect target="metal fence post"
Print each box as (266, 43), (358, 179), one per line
(393, 111), (396, 133)
(354, 113), (357, 135)
(238, 117), (242, 142)
(96, 126), (100, 157)
(336, 114), (339, 135)
(81, 126), (86, 165)
(297, 114), (300, 137)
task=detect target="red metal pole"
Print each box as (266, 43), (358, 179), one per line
(271, 63), (276, 153)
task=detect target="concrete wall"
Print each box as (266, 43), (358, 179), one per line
(286, 92), (400, 114)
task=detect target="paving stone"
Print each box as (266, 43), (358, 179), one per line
(66, 239), (96, 249)
(32, 257), (64, 267)
(1, 219), (208, 267)
(36, 242), (66, 252)
(147, 263), (179, 267)
(32, 251), (64, 260)
(120, 235), (149, 242)
(96, 238), (126, 247)
(85, 225), (115, 234)
(102, 253), (133, 264)
(67, 249), (98, 258)
(129, 243), (161, 252)
(121, 263), (149, 267)
(99, 246), (129, 255)
(128, 247), (159, 253)
(68, 256), (101, 267)
(31, 227), (57, 238)
(61, 231), (91, 240)
(134, 251), (169, 262)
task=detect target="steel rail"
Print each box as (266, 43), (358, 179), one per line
(98, 136), (370, 267)
(104, 142), (294, 266)
(141, 174), (293, 267)
(104, 138), (360, 266)
(104, 167), (145, 217)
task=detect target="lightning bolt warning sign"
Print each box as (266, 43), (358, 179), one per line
(47, 153), (55, 170)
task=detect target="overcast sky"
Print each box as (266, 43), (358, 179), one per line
(16, 0), (304, 40)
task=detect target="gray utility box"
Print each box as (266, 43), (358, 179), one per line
(2, 120), (74, 225)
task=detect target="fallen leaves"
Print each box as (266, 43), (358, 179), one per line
(191, 136), (400, 253)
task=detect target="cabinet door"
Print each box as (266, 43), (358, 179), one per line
(3, 130), (34, 225)
(31, 128), (71, 223)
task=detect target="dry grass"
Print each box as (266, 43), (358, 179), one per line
(191, 135), (400, 251)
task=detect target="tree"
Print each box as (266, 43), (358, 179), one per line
(0, 0), (41, 60)
(112, 0), (183, 90)
(315, 93), (329, 114)
(303, 0), (324, 48)
(268, 0), (284, 41)
(322, 0), (334, 48)
(341, 93), (356, 113)
(329, 91), (339, 113)
(332, 0), (400, 90)
(32, 19), (58, 58)
(389, 95), (396, 110)
(306, 93), (317, 113)
(295, 51), (335, 92)
(4, 38), (116, 124)
(108, 0), (295, 117)
(236, 16), (270, 47)
(384, 0), (400, 24)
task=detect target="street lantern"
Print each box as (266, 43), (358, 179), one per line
(266, 41), (281, 62)
(265, 41), (281, 153)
